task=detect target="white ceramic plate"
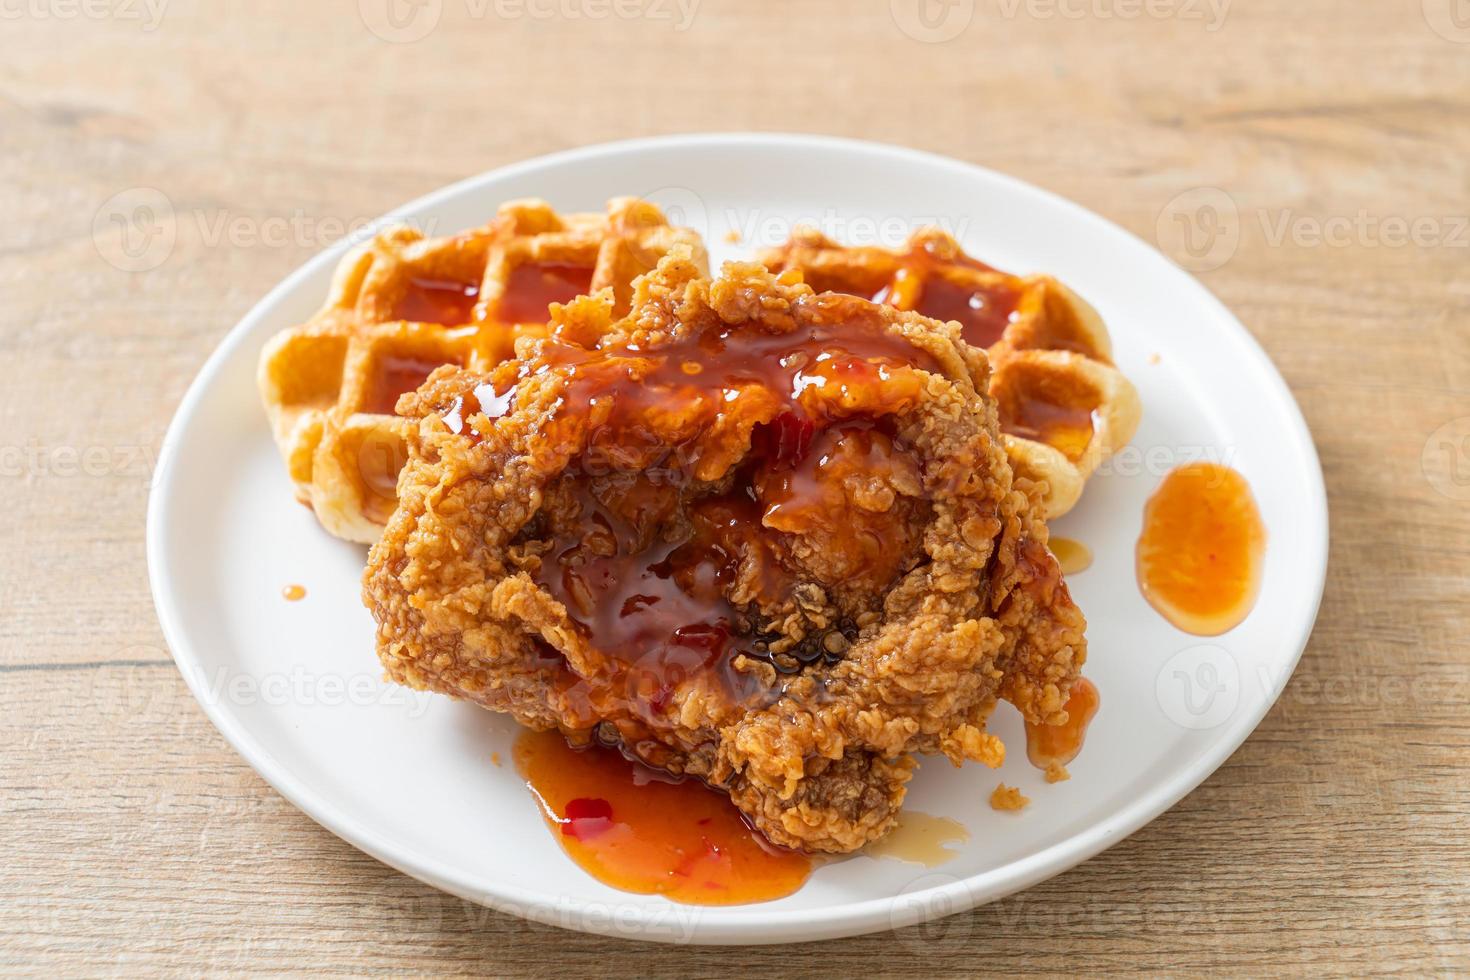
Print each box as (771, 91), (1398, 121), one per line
(147, 134), (1328, 945)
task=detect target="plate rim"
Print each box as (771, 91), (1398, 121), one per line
(146, 132), (1330, 945)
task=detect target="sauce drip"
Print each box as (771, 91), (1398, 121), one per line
(871, 265), (1020, 350)
(443, 302), (942, 744)
(1136, 463), (1266, 636)
(394, 276), (480, 326)
(1049, 537), (1092, 574)
(1000, 395), (1097, 463)
(497, 262), (595, 324)
(281, 584), (306, 601)
(864, 811), (969, 867)
(514, 729), (811, 905)
(1025, 676), (1099, 773)
(364, 355), (446, 415)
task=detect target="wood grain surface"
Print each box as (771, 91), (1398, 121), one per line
(3, 0), (1468, 974)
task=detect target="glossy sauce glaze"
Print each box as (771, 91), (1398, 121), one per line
(1048, 537), (1093, 574)
(393, 275), (480, 326)
(868, 241), (1020, 350)
(442, 302), (943, 740)
(1024, 676), (1099, 777)
(513, 729), (811, 905)
(1136, 462), (1266, 636)
(863, 811), (969, 867)
(364, 355), (449, 415)
(496, 262), (595, 324)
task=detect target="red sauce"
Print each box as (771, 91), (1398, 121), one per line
(1137, 463), (1266, 635)
(394, 276), (480, 325)
(444, 298), (941, 747)
(514, 729), (811, 905)
(1024, 676), (1099, 771)
(876, 272), (1020, 349)
(497, 262), (595, 324)
(363, 355), (446, 415)
(862, 242), (1020, 349)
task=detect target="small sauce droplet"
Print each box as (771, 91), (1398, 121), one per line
(865, 811), (969, 867)
(281, 584), (306, 601)
(1136, 462), (1266, 636)
(1025, 677), (1099, 777)
(1049, 536), (1092, 574)
(513, 729), (811, 905)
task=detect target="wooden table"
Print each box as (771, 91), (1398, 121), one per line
(4, 0), (1467, 973)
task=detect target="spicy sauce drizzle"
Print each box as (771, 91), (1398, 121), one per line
(1136, 462), (1266, 636)
(514, 729), (811, 905)
(394, 276), (480, 326)
(1024, 676), (1099, 779)
(497, 262), (595, 324)
(442, 304), (944, 741)
(867, 241), (1020, 349)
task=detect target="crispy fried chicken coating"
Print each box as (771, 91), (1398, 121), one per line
(362, 250), (1086, 853)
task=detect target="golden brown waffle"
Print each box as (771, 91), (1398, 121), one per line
(761, 227), (1140, 517)
(258, 197), (708, 543)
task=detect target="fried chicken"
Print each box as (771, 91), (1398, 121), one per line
(362, 249), (1087, 854)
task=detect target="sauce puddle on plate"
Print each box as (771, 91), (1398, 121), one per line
(513, 729), (812, 905)
(1049, 536), (1093, 575)
(1025, 677), (1100, 780)
(864, 811), (969, 867)
(1136, 462), (1266, 636)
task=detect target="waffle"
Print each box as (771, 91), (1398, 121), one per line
(761, 228), (1140, 517)
(257, 197), (708, 543)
